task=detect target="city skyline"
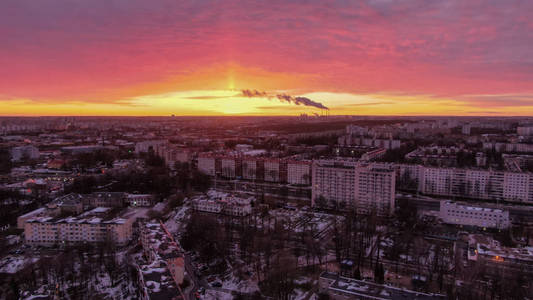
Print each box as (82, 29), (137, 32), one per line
(1, 0), (532, 116)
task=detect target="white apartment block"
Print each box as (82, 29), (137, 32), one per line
(287, 161), (311, 185)
(264, 159), (280, 182)
(345, 125), (369, 136)
(462, 124), (471, 135)
(312, 160), (395, 215)
(483, 142), (533, 153)
(221, 158), (236, 178)
(312, 160), (358, 208)
(397, 163), (424, 182)
(517, 126), (533, 136)
(23, 207), (135, 246)
(418, 167), (533, 203)
(354, 166), (395, 215)
(197, 155), (216, 176)
(338, 135), (400, 149)
(439, 201), (510, 229)
(503, 172), (530, 201)
(241, 159), (257, 180)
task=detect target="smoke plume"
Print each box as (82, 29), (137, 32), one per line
(241, 89), (329, 110)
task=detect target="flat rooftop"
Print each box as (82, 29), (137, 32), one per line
(321, 272), (446, 300)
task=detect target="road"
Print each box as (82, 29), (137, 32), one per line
(183, 254), (210, 300)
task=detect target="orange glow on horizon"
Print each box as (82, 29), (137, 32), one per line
(1, 63), (532, 117)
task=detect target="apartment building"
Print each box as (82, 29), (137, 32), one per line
(134, 140), (167, 154)
(159, 147), (193, 167)
(127, 194), (155, 207)
(197, 154), (216, 176)
(405, 146), (470, 167)
(312, 159), (358, 208)
(10, 145), (40, 162)
(354, 165), (395, 215)
(418, 167), (533, 203)
(192, 194), (253, 216)
(338, 136), (401, 149)
(312, 160), (395, 215)
(483, 142), (533, 153)
(23, 207), (136, 246)
(439, 201), (510, 229)
(462, 124), (471, 135)
(221, 157), (237, 179)
(17, 207), (50, 229)
(517, 126), (533, 136)
(287, 161), (311, 185)
(17, 194), (84, 228)
(319, 272), (445, 300)
(221, 196), (253, 216)
(196, 154), (301, 184)
(264, 159), (280, 182)
(241, 158), (258, 180)
(345, 125), (370, 136)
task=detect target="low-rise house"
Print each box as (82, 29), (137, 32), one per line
(439, 201), (510, 229)
(192, 192), (253, 216)
(467, 234), (533, 275)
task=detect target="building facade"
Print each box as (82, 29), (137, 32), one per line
(23, 207), (135, 246)
(439, 201), (510, 229)
(287, 161), (311, 185)
(354, 166), (395, 215)
(312, 160), (395, 215)
(197, 155), (216, 176)
(127, 194), (155, 207)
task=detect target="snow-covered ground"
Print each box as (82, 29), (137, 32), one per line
(220, 273), (259, 293)
(165, 205), (190, 233)
(0, 255), (38, 274)
(203, 289), (234, 300)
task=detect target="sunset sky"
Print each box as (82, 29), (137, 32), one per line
(1, 0), (532, 116)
